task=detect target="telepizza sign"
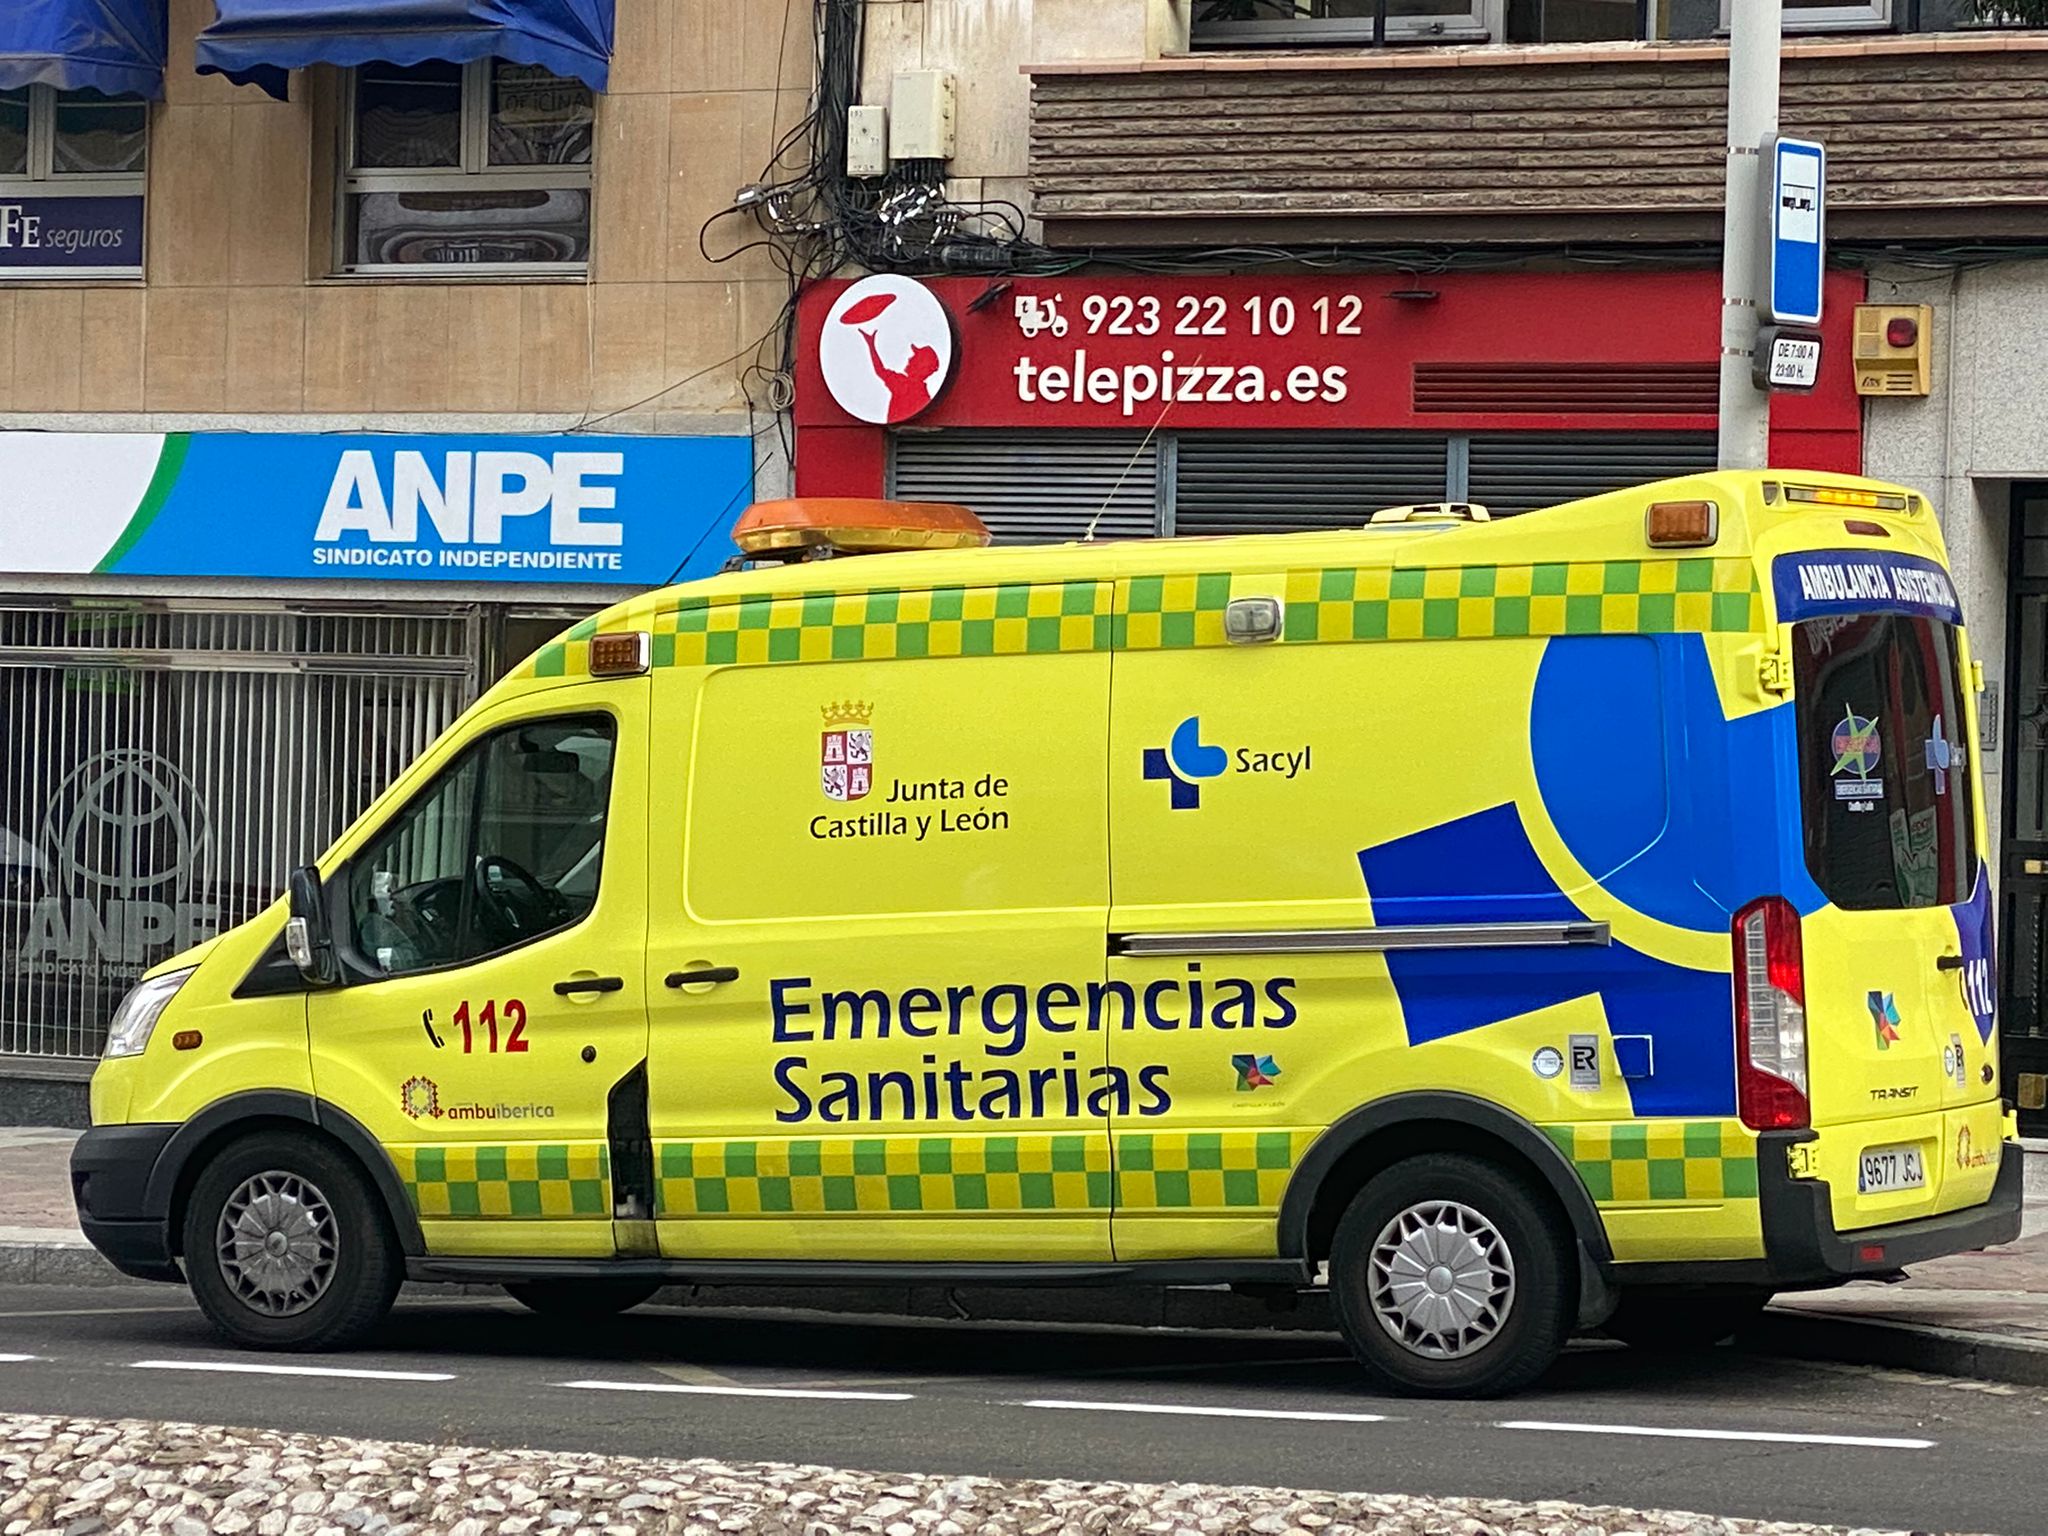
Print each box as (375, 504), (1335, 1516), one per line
(795, 269), (1869, 441)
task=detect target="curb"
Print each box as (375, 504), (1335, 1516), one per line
(1746, 1306), (2048, 1387)
(0, 1236), (132, 1288)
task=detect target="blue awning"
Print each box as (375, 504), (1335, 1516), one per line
(195, 0), (613, 101)
(0, 1), (169, 99)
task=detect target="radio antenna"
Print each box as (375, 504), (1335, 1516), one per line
(1083, 354), (1199, 542)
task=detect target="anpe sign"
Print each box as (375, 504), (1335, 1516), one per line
(0, 431), (755, 584)
(0, 195), (144, 274)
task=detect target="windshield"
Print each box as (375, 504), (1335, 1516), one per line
(1792, 611), (1976, 911)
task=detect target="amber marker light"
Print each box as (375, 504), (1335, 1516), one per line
(1645, 500), (1718, 548)
(588, 632), (651, 677)
(1783, 485), (1909, 512)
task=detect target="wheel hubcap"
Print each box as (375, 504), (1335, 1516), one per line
(1368, 1199), (1516, 1360)
(215, 1170), (339, 1318)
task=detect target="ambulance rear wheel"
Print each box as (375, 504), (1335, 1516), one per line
(182, 1130), (399, 1352)
(504, 1280), (661, 1318)
(1604, 1288), (1773, 1351)
(1329, 1153), (1572, 1398)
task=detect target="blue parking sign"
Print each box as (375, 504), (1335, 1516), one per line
(1769, 137), (1826, 327)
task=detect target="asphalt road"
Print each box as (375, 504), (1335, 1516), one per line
(0, 1280), (2040, 1534)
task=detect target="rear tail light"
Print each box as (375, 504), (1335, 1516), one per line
(1733, 897), (1810, 1130)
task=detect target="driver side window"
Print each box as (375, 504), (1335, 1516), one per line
(347, 714), (617, 978)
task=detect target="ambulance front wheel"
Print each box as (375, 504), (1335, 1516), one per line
(504, 1280), (661, 1318)
(181, 1130), (400, 1352)
(1329, 1153), (1573, 1398)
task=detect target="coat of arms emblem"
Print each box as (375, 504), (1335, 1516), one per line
(821, 701), (874, 801)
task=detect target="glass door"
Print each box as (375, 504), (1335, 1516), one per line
(2002, 488), (2048, 1130)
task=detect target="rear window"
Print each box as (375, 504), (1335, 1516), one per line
(1794, 613), (1975, 910)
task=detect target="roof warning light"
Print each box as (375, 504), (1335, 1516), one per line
(731, 498), (992, 561)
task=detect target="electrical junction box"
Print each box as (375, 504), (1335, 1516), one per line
(890, 70), (957, 161)
(1854, 303), (1933, 397)
(846, 105), (887, 177)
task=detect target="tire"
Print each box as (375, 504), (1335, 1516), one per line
(181, 1130), (400, 1352)
(504, 1280), (660, 1318)
(1603, 1288), (1773, 1352)
(1328, 1152), (1574, 1398)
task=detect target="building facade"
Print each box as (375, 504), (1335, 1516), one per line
(0, 0), (800, 1116)
(802, 0), (2048, 1119)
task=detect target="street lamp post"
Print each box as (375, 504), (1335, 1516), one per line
(1717, 0), (1783, 470)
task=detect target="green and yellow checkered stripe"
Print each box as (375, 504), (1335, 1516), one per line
(526, 559), (1764, 677)
(1276, 558), (1762, 645)
(653, 1135), (1114, 1215)
(644, 582), (1114, 673)
(394, 1143), (611, 1220)
(1114, 1129), (1319, 1212)
(1544, 1121), (1758, 1204)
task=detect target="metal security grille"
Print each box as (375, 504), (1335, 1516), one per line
(1466, 432), (1719, 516)
(889, 428), (1715, 536)
(889, 430), (1161, 542)
(0, 603), (478, 1061)
(1173, 433), (1451, 535)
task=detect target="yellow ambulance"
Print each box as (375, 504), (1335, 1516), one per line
(72, 471), (2020, 1397)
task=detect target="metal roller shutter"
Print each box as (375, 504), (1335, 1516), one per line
(1172, 432), (1450, 536)
(1467, 432), (1718, 517)
(887, 430), (1161, 542)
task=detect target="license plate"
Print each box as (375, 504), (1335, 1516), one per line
(1858, 1144), (1927, 1194)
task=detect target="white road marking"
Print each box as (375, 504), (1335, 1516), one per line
(562, 1378), (912, 1402)
(1019, 1397), (1388, 1424)
(1498, 1419), (1934, 1450)
(131, 1359), (454, 1382)
(0, 1353), (39, 1362)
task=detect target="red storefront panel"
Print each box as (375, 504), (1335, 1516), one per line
(795, 270), (1863, 497)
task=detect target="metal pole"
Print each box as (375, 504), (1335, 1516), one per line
(1716, 0), (1782, 470)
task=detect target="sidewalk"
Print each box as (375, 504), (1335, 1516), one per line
(15, 1123), (2048, 1382)
(0, 1128), (101, 1285)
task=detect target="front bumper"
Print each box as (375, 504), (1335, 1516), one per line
(1757, 1130), (2024, 1285)
(71, 1124), (181, 1283)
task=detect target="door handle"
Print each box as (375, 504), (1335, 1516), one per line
(554, 976), (624, 996)
(666, 966), (739, 988)
(1936, 955), (1967, 972)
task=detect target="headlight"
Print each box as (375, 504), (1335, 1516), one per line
(102, 968), (194, 1059)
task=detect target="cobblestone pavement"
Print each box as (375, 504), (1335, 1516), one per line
(0, 1414), (1954, 1536)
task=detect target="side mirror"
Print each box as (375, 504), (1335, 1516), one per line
(284, 866), (339, 987)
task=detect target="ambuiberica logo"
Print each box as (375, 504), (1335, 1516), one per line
(1143, 716), (1311, 809)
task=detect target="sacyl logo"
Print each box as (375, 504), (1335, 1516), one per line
(1143, 717), (1312, 810)
(1144, 717), (1228, 809)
